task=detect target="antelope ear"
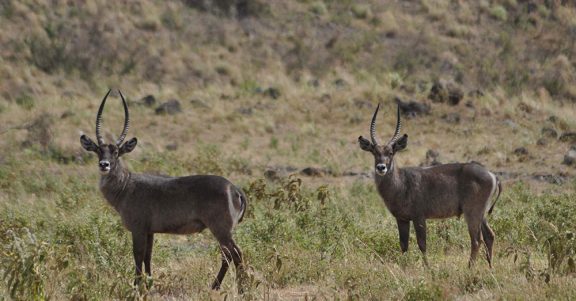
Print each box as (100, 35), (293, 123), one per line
(358, 136), (374, 152)
(119, 137), (138, 156)
(80, 135), (98, 152)
(392, 134), (408, 152)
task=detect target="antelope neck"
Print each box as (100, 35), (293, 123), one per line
(374, 159), (404, 200)
(99, 160), (131, 210)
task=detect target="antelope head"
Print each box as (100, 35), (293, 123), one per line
(80, 89), (138, 175)
(358, 103), (408, 176)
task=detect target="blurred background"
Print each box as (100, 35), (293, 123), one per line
(0, 1), (575, 300)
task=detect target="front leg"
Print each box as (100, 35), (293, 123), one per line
(131, 231), (148, 285)
(144, 233), (154, 276)
(413, 218), (428, 266)
(397, 218), (410, 253)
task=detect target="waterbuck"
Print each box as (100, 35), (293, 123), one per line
(80, 90), (247, 290)
(358, 103), (501, 267)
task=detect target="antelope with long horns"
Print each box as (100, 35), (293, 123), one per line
(358, 103), (501, 267)
(80, 90), (247, 290)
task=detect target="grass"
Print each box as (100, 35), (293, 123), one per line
(1, 0), (576, 300)
(0, 155), (575, 300)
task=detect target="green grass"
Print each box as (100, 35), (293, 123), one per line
(1, 0), (576, 300)
(1, 147), (575, 300)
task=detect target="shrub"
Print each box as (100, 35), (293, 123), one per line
(490, 5), (508, 21)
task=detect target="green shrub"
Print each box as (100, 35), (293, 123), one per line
(490, 5), (508, 21)
(2, 227), (51, 300)
(403, 280), (442, 301)
(15, 94), (35, 110)
(310, 1), (328, 15)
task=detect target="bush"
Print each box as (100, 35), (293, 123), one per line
(490, 5), (508, 21)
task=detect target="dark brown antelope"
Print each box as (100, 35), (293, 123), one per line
(358, 103), (501, 267)
(80, 90), (247, 290)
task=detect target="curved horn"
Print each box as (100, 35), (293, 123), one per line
(116, 90), (130, 146)
(387, 103), (402, 145)
(96, 89), (112, 145)
(369, 103), (381, 145)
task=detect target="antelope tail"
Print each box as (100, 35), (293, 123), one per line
(488, 176), (502, 215)
(237, 187), (248, 223)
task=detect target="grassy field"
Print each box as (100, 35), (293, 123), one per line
(1, 0), (576, 300)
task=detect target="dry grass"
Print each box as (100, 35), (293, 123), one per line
(1, 0), (576, 300)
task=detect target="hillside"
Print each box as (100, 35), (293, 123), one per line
(1, 0), (575, 300)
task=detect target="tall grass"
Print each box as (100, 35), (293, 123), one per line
(1, 147), (575, 299)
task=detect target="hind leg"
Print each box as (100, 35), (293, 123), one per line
(465, 215), (482, 268)
(209, 225), (245, 293)
(211, 246), (233, 290)
(480, 219), (495, 268)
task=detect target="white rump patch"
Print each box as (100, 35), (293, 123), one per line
(227, 185), (241, 227)
(486, 172), (498, 214)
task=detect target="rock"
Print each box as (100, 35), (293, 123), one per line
(395, 97), (430, 118)
(428, 82), (448, 103)
(60, 111), (74, 119)
(468, 89), (484, 98)
(532, 174), (566, 185)
(264, 166), (298, 181)
(264, 169), (281, 181)
(308, 79), (320, 87)
(536, 138), (548, 146)
(428, 80), (463, 106)
(563, 147), (576, 166)
(504, 119), (518, 129)
(300, 167), (332, 177)
(513, 147), (529, 156)
(166, 143), (178, 151)
(264, 87), (281, 99)
(517, 102), (534, 114)
(426, 149), (439, 160)
(318, 94), (331, 103)
(494, 171), (521, 181)
(343, 171), (371, 179)
(353, 98), (372, 109)
(442, 113), (460, 124)
(559, 132), (576, 144)
(334, 78), (347, 87)
(155, 100), (182, 115)
(541, 127), (558, 139)
(548, 115), (559, 124)
(140, 95), (156, 107)
(513, 147), (530, 162)
(190, 98), (210, 108)
(448, 87), (464, 106)
(236, 107), (254, 116)
(236, 107), (253, 116)
(421, 149), (441, 166)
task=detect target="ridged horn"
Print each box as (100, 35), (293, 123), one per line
(387, 103), (402, 145)
(369, 103), (381, 145)
(116, 90), (130, 146)
(96, 89), (112, 145)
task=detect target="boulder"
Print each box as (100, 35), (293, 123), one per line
(155, 100), (182, 115)
(395, 97), (430, 118)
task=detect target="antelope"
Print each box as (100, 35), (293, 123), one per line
(357, 103), (501, 267)
(80, 90), (247, 290)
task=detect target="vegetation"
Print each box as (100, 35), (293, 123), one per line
(1, 0), (575, 300)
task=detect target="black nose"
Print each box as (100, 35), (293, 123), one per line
(99, 161), (110, 168)
(376, 164), (387, 172)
